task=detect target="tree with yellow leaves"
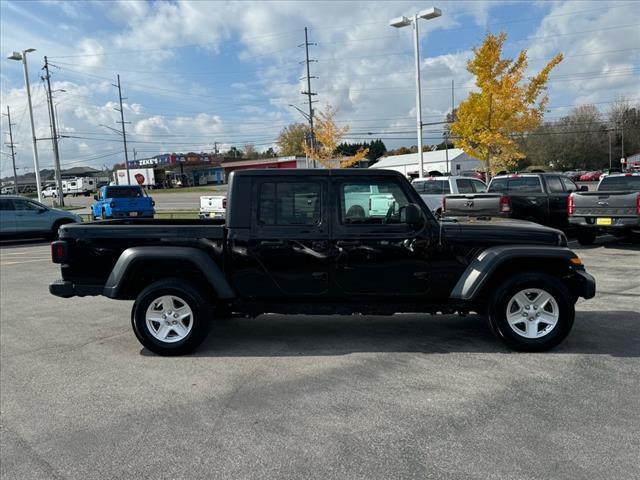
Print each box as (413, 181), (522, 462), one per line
(303, 105), (369, 168)
(451, 32), (563, 175)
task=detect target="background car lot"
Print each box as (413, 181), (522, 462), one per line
(1, 237), (639, 479)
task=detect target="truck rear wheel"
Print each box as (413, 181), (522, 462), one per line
(487, 273), (574, 352)
(131, 278), (212, 356)
(576, 230), (596, 246)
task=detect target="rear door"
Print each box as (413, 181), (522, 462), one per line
(0, 198), (16, 234)
(236, 176), (330, 299)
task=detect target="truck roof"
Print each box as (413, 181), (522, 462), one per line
(230, 168), (403, 178)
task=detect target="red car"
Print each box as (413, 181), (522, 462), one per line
(579, 171), (602, 181)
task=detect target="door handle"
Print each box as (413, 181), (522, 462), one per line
(336, 240), (360, 247)
(260, 240), (285, 247)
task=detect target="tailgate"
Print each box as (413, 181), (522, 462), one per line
(443, 194), (503, 217)
(572, 191), (638, 217)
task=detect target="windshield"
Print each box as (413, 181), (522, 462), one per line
(105, 187), (144, 198)
(598, 176), (640, 191)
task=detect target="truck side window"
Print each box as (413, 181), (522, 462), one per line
(456, 179), (475, 194)
(340, 180), (409, 225)
(546, 176), (564, 193)
(258, 181), (322, 226)
(560, 177), (578, 192)
(471, 180), (487, 193)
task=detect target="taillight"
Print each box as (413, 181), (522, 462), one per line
(499, 195), (511, 213)
(567, 195), (575, 216)
(636, 193), (640, 215)
(51, 241), (67, 264)
(222, 198), (227, 209)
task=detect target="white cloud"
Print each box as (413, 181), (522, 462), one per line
(2, 0), (638, 178)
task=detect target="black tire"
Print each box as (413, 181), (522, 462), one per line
(102, 208), (108, 220)
(576, 229), (597, 246)
(131, 278), (212, 356)
(487, 272), (575, 352)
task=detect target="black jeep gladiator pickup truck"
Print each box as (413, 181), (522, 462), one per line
(50, 169), (595, 355)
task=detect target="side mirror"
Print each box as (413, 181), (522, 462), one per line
(93, 194), (98, 200)
(402, 203), (422, 226)
(579, 185), (589, 191)
(38, 207), (47, 214)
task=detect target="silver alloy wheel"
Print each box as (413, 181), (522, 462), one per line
(506, 288), (559, 339)
(145, 295), (193, 343)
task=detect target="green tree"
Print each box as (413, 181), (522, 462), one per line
(277, 123), (309, 156)
(451, 32), (563, 174)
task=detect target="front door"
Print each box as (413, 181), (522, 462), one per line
(330, 177), (433, 299)
(12, 198), (46, 233)
(230, 176), (330, 299)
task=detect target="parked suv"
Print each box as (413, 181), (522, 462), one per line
(0, 196), (82, 239)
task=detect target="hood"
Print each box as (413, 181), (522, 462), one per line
(442, 217), (566, 247)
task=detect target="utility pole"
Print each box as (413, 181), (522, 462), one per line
(43, 56), (64, 206)
(113, 74), (131, 185)
(445, 79), (454, 174)
(300, 27), (317, 168)
(3, 107), (19, 194)
(608, 130), (612, 169)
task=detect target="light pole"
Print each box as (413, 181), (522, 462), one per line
(7, 48), (43, 202)
(390, 7), (442, 179)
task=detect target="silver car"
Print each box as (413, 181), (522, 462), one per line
(0, 196), (82, 239)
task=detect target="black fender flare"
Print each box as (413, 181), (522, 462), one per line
(103, 246), (234, 299)
(450, 245), (579, 301)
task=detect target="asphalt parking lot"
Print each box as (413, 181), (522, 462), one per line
(1, 237), (639, 479)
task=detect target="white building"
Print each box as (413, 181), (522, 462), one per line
(370, 148), (482, 177)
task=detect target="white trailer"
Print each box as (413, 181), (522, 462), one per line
(115, 168), (156, 187)
(62, 177), (97, 196)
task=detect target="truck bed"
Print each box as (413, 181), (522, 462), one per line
(443, 193), (503, 217)
(60, 218), (226, 240)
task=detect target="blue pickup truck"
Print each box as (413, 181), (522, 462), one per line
(91, 185), (155, 220)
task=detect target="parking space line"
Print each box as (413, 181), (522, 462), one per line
(0, 259), (51, 266)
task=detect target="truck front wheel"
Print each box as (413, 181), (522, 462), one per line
(131, 278), (212, 356)
(487, 273), (574, 352)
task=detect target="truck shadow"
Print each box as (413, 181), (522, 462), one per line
(185, 310), (640, 358)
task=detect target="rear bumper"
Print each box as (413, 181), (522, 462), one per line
(49, 280), (103, 298)
(569, 216), (639, 230)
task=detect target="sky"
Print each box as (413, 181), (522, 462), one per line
(0, 0), (639, 178)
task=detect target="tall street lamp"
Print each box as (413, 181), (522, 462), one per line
(390, 7), (442, 178)
(7, 48), (43, 202)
